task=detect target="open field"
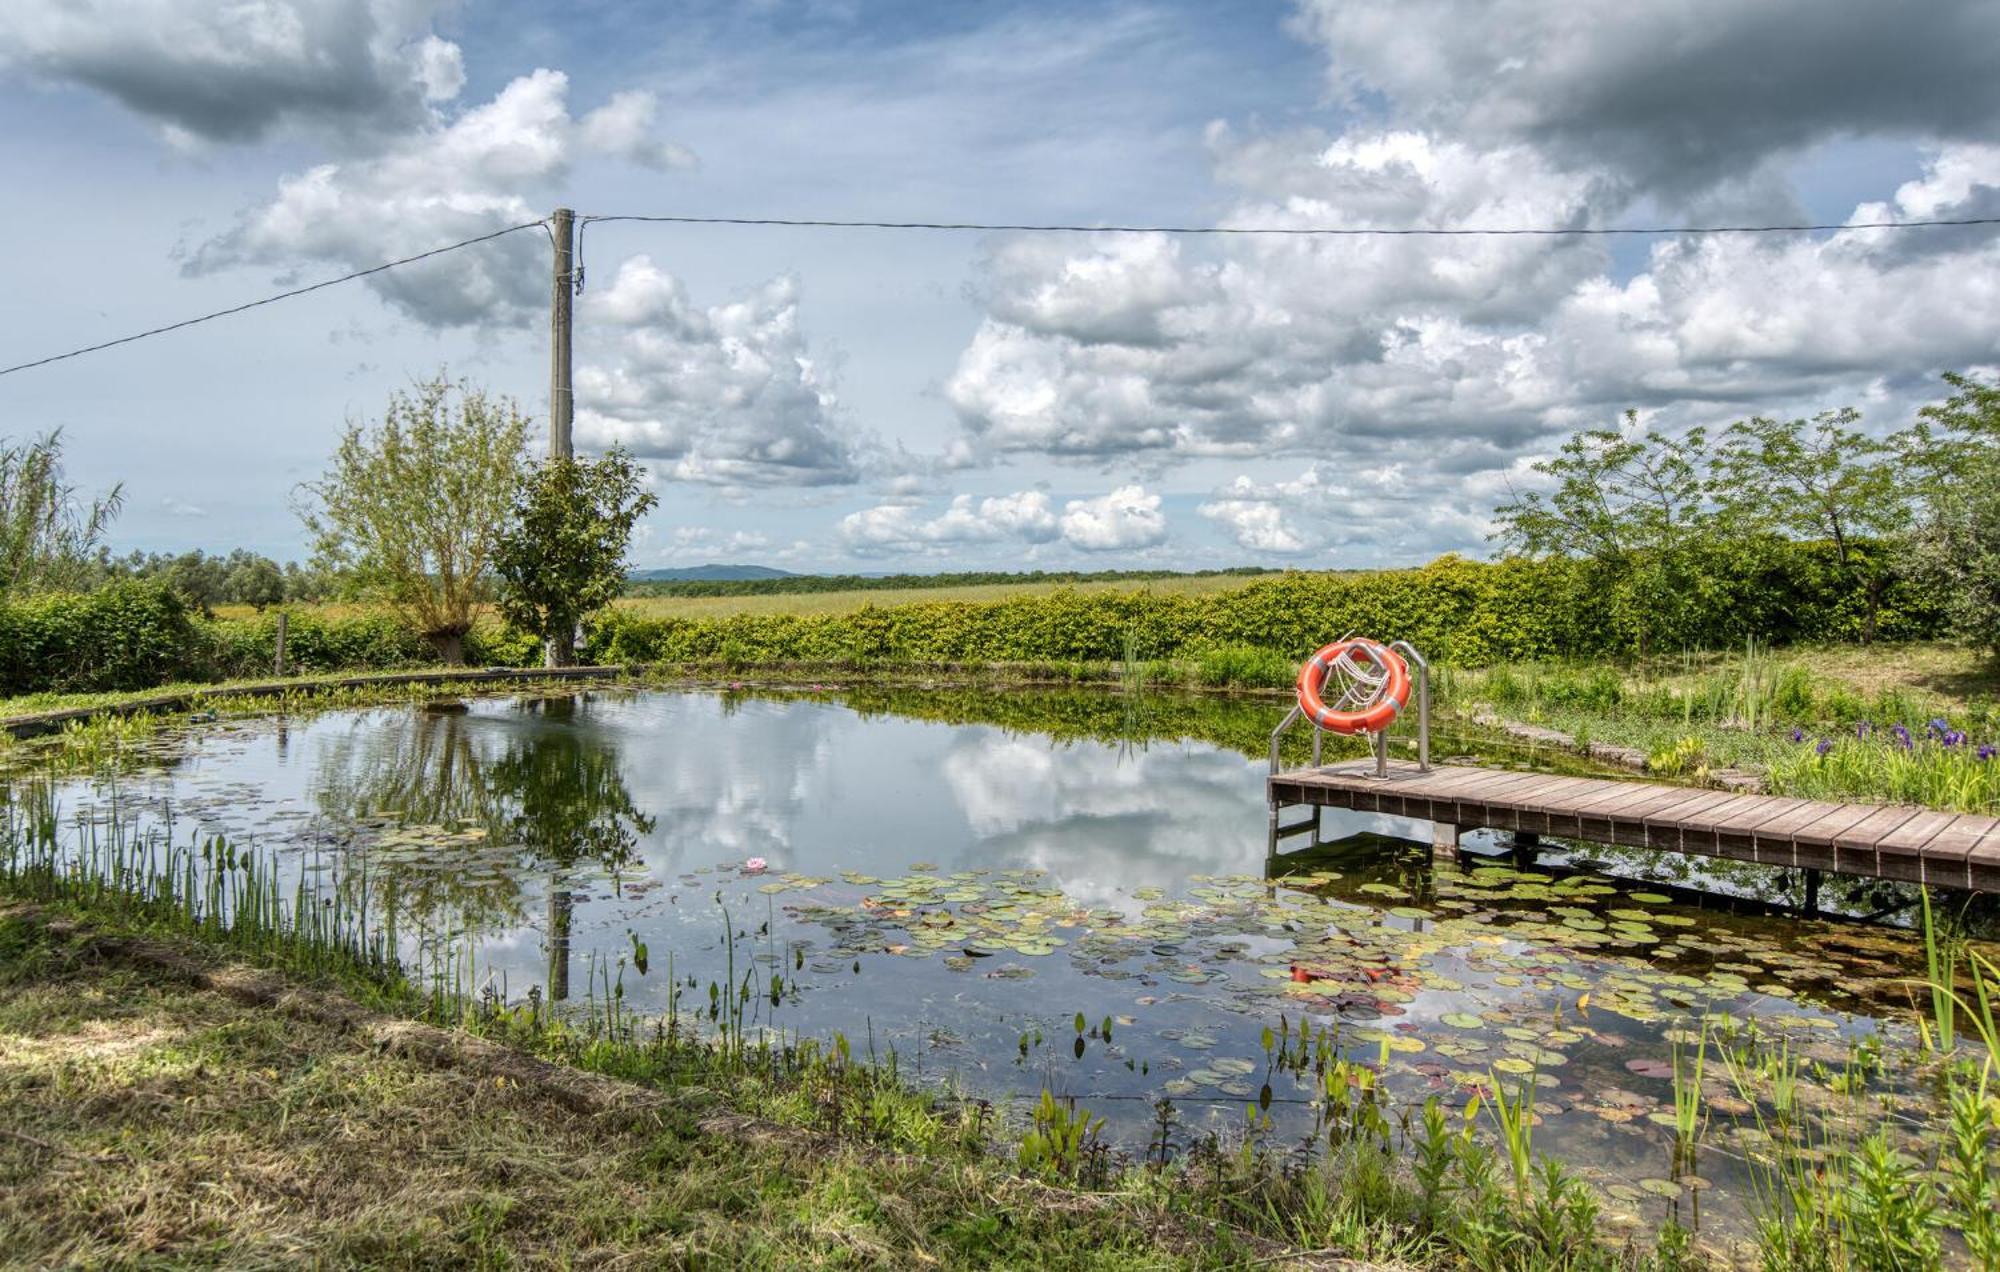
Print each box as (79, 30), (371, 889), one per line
(608, 572), (1277, 619)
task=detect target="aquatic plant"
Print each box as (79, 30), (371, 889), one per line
(1767, 723), (2000, 812)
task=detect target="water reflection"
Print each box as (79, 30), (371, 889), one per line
(310, 696), (654, 998)
(33, 682), (2000, 1243)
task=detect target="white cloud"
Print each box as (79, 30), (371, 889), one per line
(1056, 485), (1165, 551)
(575, 256), (860, 488)
(944, 127), (2000, 561)
(658, 526), (773, 560)
(1198, 499), (1308, 553)
(837, 485), (1164, 556)
(187, 69), (690, 328)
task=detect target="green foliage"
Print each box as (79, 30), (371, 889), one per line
(1016, 1089), (1107, 1181)
(89, 548), (314, 610)
(297, 374), (530, 662)
(1713, 410), (1906, 637)
(207, 608), (432, 676)
(589, 549), (1942, 671)
(0, 579), (205, 693)
(0, 430), (123, 596)
(1908, 376), (2000, 653)
(1766, 730), (2000, 814)
(495, 450), (656, 665)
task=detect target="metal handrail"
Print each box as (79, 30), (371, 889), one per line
(1268, 636), (1430, 777)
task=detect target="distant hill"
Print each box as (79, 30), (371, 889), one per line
(628, 564), (798, 583)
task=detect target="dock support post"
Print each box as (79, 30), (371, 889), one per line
(1511, 830), (1540, 864)
(1431, 821), (1460, 857)
(1803, 868), (1822, 916)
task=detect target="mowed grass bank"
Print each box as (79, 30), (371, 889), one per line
(0, 906), (1280, 1270)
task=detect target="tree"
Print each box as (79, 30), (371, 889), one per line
(495, 449), (657, 666)
(1904, 372), (2000, 653)
(0, 430), (124, 595)
(1711, 409), (1904, 640)
(224, 554), (285, 609)
(1491, 415), (1716, 652)
(297, 375), (530, 664)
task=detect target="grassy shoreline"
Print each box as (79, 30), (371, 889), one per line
(1, 901), (1279, 1269)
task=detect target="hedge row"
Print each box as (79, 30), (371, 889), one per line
(0, 583), (539, 697)
(0, 546), (1952, 698)
(588, 549), (1946, 670)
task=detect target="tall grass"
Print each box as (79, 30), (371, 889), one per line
(1767, 727), (2000, 813)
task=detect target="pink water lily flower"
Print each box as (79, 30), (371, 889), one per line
(744, 857), (768, 873)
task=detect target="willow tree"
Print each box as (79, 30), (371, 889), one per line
(0, 430), (123, 595)
(298, 375), (529, 664)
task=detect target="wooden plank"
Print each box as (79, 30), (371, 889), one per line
(1667, 793), (1784, 856)
(1786, 803), (1885, 872)
(1744, 799), (1859, 868)
(1485, 776), (1616, 837)
(1966, 822), (2000, 892)
(1708, 797), (1814, 859)
(1576, 784), (1709, 850)
(1442, 771), (1571, 823)
(1636, 789), (1739, 849)
(1272, 760), (1995, 888)
(1872, 810), (1965, 883)
(1829, 804), (1924, 876)
(1906, 816), (2000, 889)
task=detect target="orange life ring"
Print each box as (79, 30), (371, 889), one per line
(1296, 639), (1411, 735)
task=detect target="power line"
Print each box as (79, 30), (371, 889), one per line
(6, 207), (1997, 380)
(0, 219), (547, 379)
(581, 212), (2000, 237)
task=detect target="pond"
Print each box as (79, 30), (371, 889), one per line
(16, 684), (1995, 1246)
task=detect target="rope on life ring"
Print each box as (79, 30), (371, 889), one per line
(1295, 638), (1411, 735)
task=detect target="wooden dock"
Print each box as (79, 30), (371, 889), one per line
(1269, 760), (2000, 891)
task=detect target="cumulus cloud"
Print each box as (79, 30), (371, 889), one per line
(1058, 484), (1166, 551)
(946, 129), (1602, 463)
(574, 255), (861, 488)
(187, 69), (690, 327)
(945, 121), (2000, 562)
(1289, 0), (2000, 198)
(837, 485), (1165, 556)
(656, 526), (777, 561)
(0, 0), (464, 145)
(1197, 463), (1502, 562)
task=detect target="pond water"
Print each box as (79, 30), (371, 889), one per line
(19, 685), (1994, 1246)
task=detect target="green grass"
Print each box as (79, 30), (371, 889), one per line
(0, 908), (1235, 1269)
(1445, 642), (2000, 805)
(608, 573), (1275, 620)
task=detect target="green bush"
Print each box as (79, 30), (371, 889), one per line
(0, 580), (207, 694)
(209, 609), (431, 678)
(590, 548), (1944, 674)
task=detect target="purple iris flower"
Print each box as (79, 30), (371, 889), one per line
(1927, 718), (1950, 738)
(1891, 724), (1913, 749)
(1857, 721), (1874, 739)
(1980, 744), (1997, 762)
(1815, 738), (1834, 756)
(1790, 727), (1805, 743)
(1943, 730), (1966, 748)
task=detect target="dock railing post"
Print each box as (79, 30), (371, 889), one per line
(1390, 640), (1430, 773)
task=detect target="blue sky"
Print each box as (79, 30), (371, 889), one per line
(2, 0), (1996, 572)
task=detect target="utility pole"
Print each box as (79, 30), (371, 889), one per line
(545, 207), (578, 669)
(548, 207), (575, 460)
